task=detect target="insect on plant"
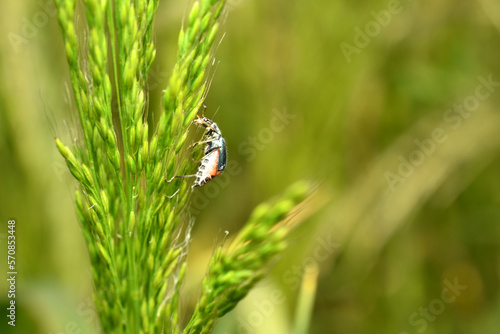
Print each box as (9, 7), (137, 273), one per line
(52, 0), (313, 332)
(166, 107), (227, 188)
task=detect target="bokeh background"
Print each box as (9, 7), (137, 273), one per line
(1, 0), (500, 333)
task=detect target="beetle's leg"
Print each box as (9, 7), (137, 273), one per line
(166, 188), (180, 199)
(165, 174), (197, 183)
(192, 145), (221, 162)
(190, 138), (216, 149)
(191, 156), (209, 162)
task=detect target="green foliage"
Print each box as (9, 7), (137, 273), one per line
(53, 0), (308, 333)
(3, 1), (500, 334)
(184, 181), (309, 334)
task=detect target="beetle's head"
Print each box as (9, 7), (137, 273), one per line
(194, 115), (211, 127)
(194, 115), (221, 135)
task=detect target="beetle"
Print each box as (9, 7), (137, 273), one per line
(166, 108), (227, 189)
(191, 114), (227, 187)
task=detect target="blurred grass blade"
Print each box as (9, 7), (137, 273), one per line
(317, 106), (500, 279)
(292, 262), (319, 334)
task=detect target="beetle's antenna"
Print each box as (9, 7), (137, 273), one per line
(211, 105), (221, 120)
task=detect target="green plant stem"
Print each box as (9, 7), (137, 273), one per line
(292, 262), (319, 334)
(105, 2), (138, 332)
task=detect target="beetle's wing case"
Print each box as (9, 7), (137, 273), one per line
(217, 138), (227, 172)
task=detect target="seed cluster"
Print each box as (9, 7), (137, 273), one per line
(54, 0), (309, 333)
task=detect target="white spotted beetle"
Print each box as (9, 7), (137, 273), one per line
(166, 107), (227, 188)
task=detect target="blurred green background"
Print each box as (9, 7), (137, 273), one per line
(1, 0), (500, 333)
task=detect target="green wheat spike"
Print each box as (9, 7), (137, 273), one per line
(54, 0), (310, 333)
